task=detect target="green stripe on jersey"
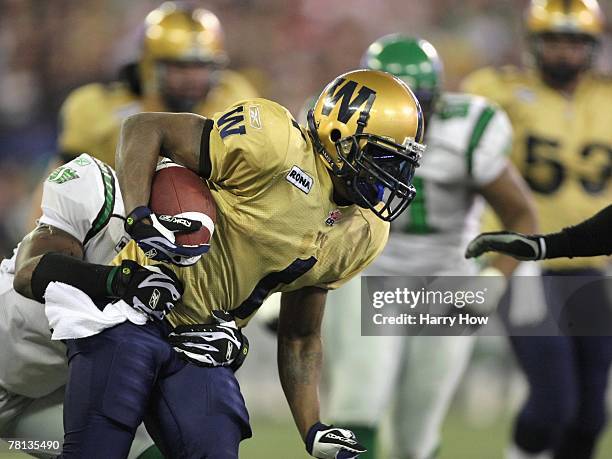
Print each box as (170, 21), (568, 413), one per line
(405, 176), (431, 234)
(84, 160), (116, 245)
(466, 105), (496, 177)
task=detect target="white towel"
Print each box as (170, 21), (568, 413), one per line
(45, 282), (148, 340)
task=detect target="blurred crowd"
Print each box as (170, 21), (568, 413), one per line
(0, 0), (611, 256)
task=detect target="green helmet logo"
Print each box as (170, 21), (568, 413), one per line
(361, 34), (443, 119)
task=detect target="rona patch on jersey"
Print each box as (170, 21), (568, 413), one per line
(286, 165), (313, 194)
(48, 166), (79, 184)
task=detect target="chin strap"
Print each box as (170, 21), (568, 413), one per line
(306, 109), (342, 174)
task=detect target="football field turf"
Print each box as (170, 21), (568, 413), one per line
(3, 411), (610, 458)
(240, 413), (612, 459)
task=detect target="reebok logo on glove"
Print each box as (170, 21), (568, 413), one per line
(323, 433), (359, 445)
(125, 206), (208, 266)
(109, 260), (183, 322)
(158, 215), (194, 228)
(149, 289), (160, 309)
(305, 422), (367, 458)
(168, 311), (250, 371)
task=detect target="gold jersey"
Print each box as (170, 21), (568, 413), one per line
(58, 70), (258, 167)
(463, 66), (612, 270)
(115, 98), (389, 328)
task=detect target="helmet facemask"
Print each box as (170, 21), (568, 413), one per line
(140, 2), (228, 112)
(308, 109), (423, 222)
(524, 0), (604, 88)
(154, 60), (220, 112)
(531, 32), (599, 87)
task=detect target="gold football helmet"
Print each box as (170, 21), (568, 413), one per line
(526, 0), (604, 37)
(525, 0), (604, 85)
(139, 2), (228, 110)
(307, 69), (425, 221)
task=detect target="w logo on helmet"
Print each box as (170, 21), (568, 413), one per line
(322, 78), (377, 125)
(308, 69), (425, 223)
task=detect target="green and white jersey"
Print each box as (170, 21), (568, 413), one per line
(0, 154), (126, 397)
(38, 154), (127, 263)
(368, 93), (511, 276)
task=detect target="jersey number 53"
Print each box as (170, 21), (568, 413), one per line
(524, 135), (612, 195)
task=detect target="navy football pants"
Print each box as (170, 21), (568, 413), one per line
(510, 269), (612, 459)
(60, 320), (251, 459)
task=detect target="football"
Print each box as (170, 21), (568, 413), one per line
(149, 159), (217, 249)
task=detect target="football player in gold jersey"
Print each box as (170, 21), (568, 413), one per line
(57, 1), (257, 167)
(28, 1), (257, 226)
(29, 70), (424, 458)
(463, 1), (612, 458)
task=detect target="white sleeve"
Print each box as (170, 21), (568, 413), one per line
(37, 154), (105, 242)
(470, 106), (512, 187)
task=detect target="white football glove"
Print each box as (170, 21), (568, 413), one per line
(465, 231), (546, 261)
(305, 422), (367, 459)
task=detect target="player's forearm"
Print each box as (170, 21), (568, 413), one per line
(13, 225), (84, 300)
(116, 113), (164, 213)
(543, 204), (612, 259)
(14, 253), (46, 299)
(277, 334), (322, 440)
(116, 112), (207, 213)
(482, 165), (538, 277)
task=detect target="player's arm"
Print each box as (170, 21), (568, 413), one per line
(467, 204), (612, 261)
(478, 163), (538, 276)
(16, 156), (118, 301)
(116, 112), (207, 213)
(13, 224), (84, 299)
(115, 112), (209, 262)
(278, 287), (366, 458)
(466, 100), (537, 276)
(277, 287), (325, 438)
(13, 224), (180, 319)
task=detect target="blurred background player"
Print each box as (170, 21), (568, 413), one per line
(322, 35), (537, 459)
(462, 1), (612, 458)
(27, 1), (257, 227)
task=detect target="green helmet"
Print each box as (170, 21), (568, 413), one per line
(361, 34), (443, 119)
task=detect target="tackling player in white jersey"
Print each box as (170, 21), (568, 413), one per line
(0, 154), (161, 458)
(323, 36), (537, 459)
